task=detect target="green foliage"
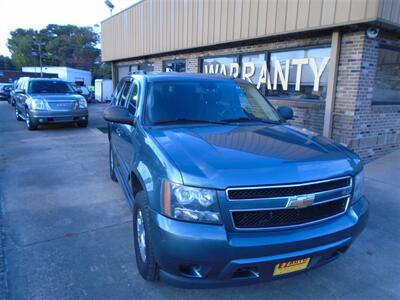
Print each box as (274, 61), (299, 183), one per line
(7, 24), (103, 80)
(0, 55), (16, 70)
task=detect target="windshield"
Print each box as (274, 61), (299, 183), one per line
(28, 80), (75, 94)
(146, 80), (281, 125)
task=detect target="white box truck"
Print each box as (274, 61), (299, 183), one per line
(95, 79), (113, 102)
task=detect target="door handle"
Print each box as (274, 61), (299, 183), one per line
(116, 128), (123, 137)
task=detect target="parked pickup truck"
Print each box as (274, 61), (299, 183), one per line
(104, 72), (368, 288)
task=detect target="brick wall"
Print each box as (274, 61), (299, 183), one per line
(333, 31), (400, 162)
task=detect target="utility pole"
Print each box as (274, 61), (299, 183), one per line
(33, 36), (45, 78)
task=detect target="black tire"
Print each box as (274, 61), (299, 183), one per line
(77, 120), (88, 128)
(11, 99), (15, 107)
(15, 107), (23, 121)
(25, 110), (38, 130)
(109, 144), (118, 182)
(133, 191), (159, 282)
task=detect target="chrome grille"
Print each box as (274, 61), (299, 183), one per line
(48, 101), (77, 110)
(232, 197), (348, 228)
(228, 176), (352, 229)
(227, 177), (351, 200)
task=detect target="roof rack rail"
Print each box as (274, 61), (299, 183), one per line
(128, 70), (146, 75)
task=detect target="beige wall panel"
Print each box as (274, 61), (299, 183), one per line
(208, 0), (216, 44)
(366, 0), (379, 18)
(249, 0), (259, 37)
(219, 0), (228, 42)
(335, 0), (351, 23)
(350, 0), (367, 21)
(286, 0), (299, 31)
(214, 0), (222, 43)
(275, 0), (287, 32)
(308, 0), (322, 27)
(240, 0), (251, 38)
(266, 0), (277, 34)
(321, 0), (336, 25)
(296, 0), (310, 29)
(101, 0), (400, 62)
(257, 0), (268, 35)
(234, 0), (243, 39)
(226, 0), (235, 40)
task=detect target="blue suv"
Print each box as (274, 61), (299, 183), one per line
(104, 73), (368, 288)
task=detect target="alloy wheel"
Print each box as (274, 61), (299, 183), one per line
(136, 210), (147, 262)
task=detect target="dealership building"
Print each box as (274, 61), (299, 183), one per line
(101, 0), (400, 161)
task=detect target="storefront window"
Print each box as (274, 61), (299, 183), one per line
(164, 59), (186, 72)
(373, 46), (400, 105)
(268, 47), (331, 101)
(240, 53), (266, 85)
(202, 55), (240, 77)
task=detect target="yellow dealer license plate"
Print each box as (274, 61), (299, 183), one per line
(273, 258), (311, 276)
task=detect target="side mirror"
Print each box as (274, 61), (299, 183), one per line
(103, 106), (135, 125)
(277, 106), (294, 121)
(15, 88), (25, 94)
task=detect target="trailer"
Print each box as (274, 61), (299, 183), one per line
(95, 79), (113, 102)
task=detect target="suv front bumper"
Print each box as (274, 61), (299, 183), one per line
(150, 196), (368, 288)
(30, 109), (88, 124)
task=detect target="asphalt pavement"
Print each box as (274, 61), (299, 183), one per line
(0, 101), (399, 300)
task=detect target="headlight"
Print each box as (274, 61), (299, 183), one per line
(352, 171), (364, 204)
(30, 99), (50, 110)
(78, 98), (87, 108)
(162, 181), (221, 224)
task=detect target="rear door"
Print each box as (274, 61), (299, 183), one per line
(117, 79), (141, 192)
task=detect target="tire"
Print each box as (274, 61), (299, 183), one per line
(77, 120), (88, 128)
(15, 107), (23, 121)
(133, 191), (159, 282)
(11, 99), (15, 107)
(109, 144), (118, 182)
(25, 110), (37, 130)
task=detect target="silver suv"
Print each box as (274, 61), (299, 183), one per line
(14, 78), (88, 130)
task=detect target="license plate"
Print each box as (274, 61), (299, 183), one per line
(273, 257), (311, 276)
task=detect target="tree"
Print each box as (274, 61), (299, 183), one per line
(0, 55), (16, 70)
(7, 25), (100, 72)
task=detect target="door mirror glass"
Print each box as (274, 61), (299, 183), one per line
(103, 106), (134, 125)
(277, 106), (294, 121)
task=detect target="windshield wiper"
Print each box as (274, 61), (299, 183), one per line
(153, 118), (230, 125)
(222, 117), (280, 125)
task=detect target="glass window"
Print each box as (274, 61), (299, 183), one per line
(240, 53), (266, 85)
(28, 80), (74, 94)
(118, 80), (132, 107)
(145, 80), (281, 124)
(164, 60), (186, 72)
(373, 47), (400, 105)
(127, 82), (139, 114)
(268, 47), (331, 101)
(202, 56), (240, 77)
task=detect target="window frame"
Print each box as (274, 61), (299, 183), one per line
(162, 59), (186, 72)
(372, 44), (400, 106)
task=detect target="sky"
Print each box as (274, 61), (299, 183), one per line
(0, 0), (140, 57)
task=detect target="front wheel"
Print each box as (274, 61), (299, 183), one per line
(15, 107), (23, 121)
(133, 191), (159, 282)
(109, 144), (117, 182)
(25, 110), (37, 130)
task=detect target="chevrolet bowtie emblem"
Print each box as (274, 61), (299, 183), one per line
(287, 194), (315, 209)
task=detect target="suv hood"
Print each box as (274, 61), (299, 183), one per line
(148, 124), (360, 189)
